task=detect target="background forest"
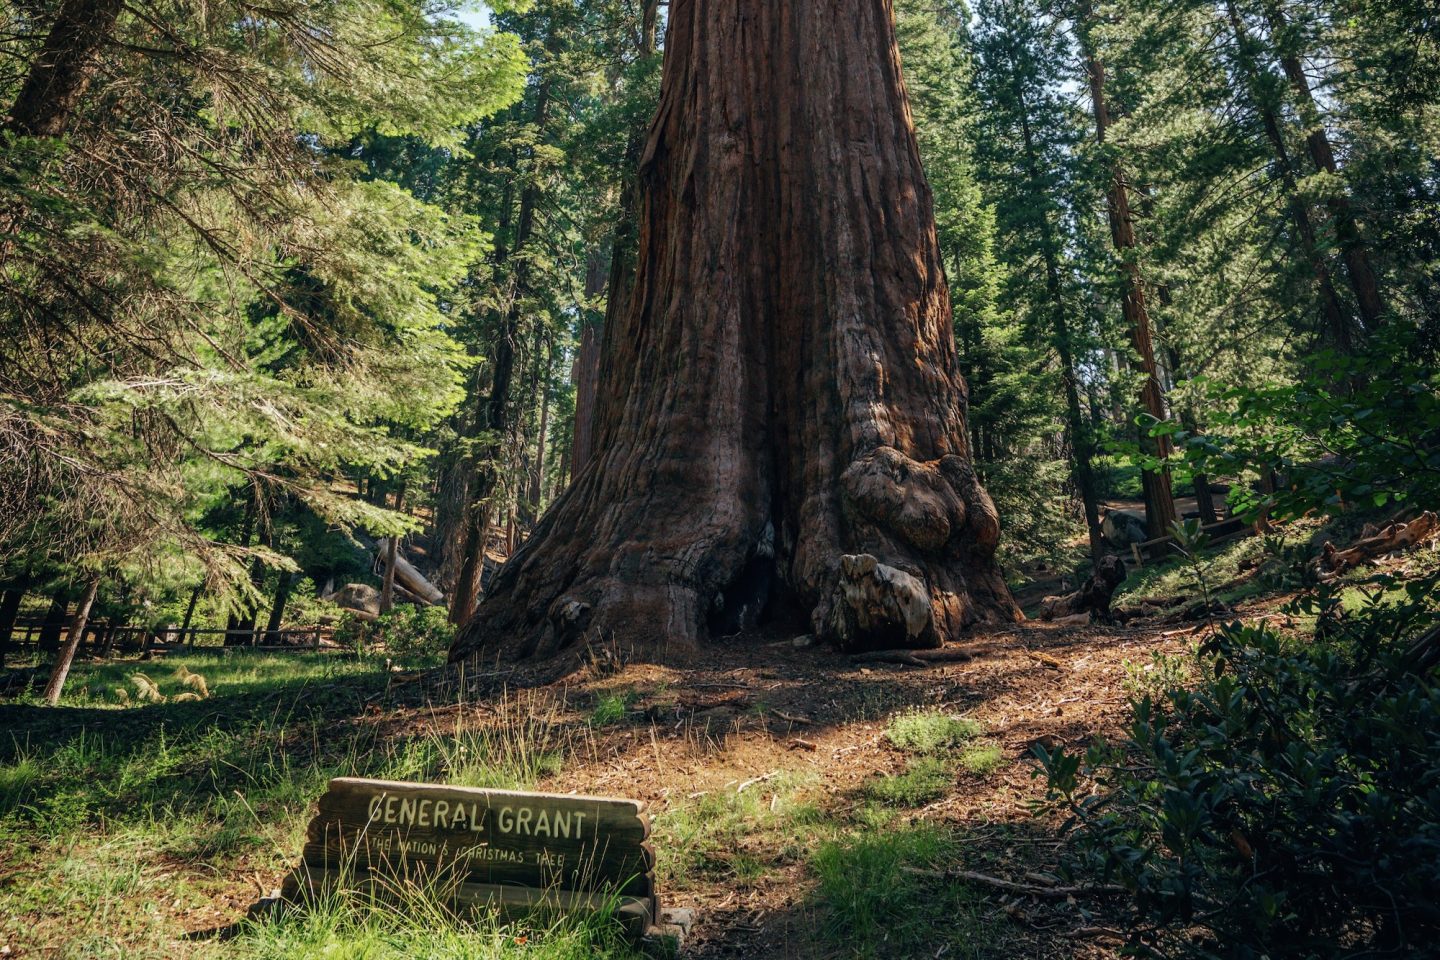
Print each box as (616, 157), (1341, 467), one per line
(1, 0), (1439, 957)
(4, 0), (1436, 654)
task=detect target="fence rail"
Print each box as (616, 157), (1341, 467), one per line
(7, 619), (335, 655)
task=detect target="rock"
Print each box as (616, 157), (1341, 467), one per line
(642, 907), (696, 957)
(1102, 509), (1148, 549)
(322, 583), (381, 619)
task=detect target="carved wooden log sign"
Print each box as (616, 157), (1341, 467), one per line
(280, 777), (659, 937)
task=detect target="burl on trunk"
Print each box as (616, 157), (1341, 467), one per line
(451, 0), (1019, 665)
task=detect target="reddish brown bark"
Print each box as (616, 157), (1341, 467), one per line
(1224, 0), (1357, 352)
(4, 0), (122, 137)
(574, 0), (662, 480)
(451, 0), (1019, 666)
(1080, 12), (1178, 540)
(1264, 3), (1385, 330)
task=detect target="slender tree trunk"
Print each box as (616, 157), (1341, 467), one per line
(1264, 2), (1385, 329)
(178, 584), (202, 647)
(449, 58), (557, 625)
(451, 0), (1019, 667)
(264, 572), (293, 642)
(3, 0), (123, 137)
(1224, 0), (1357, 352)
(1015, 86), (1105, 561)
(531, 346), (552, 511)
(571, 248), (610, 478)
(1080, 10), (1178, 539)
(0, 576), (29, 669)
(380, 490), (405, 615)
(225, 495), (257, 644)
(37, 591), (67, 658)
(42, 577), (99, 706)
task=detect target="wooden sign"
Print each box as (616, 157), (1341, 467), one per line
(280, 777), (659, 936)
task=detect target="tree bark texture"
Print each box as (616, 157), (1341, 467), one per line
(37, 591), (67, 657)
(4, 0), (123, 138)
(1081, 19), (1178, 540)
(1263, 5), (1385, 330)
(451, 0), (1020, 666)
(1223, 0), (1357, 352)
(42, 577), (99, 705)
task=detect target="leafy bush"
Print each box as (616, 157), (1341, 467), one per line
(337, 605), (454, 656)
(1037, 578), (1440, 957)
(1159, 322), (1440, 523)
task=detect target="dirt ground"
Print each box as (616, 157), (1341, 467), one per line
(373, 605), (1261, 958)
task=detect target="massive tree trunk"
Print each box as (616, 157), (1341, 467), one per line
(451, 0), (1020, 667)
(573, 0), (663, 479)
(1080, 11), (1178, 540)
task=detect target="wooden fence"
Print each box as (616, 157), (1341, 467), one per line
(7, 620), (335, 656)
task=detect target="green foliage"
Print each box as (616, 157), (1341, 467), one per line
(588, 691), (633, 727)
(865, 757), (955, 807)
(1038, 579), (1440, 957)
(379, 605), (457, 656)
(811, 824), (994, 959)
(1163, 325), (1440, 523)
(884, 709), (981, 754)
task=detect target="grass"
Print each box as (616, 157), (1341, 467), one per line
(884, 709), (981, 754)
(653, 770), (821, 887)
(865, 757), (953, 806)
(588, 690), (633, 727)
(958, 742), (1004, 776)
(811, 823), (994, 959)
(0, 649), (617, 959)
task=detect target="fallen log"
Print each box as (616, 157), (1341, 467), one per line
(849, 647), (976, 668)
(376, 539), (445, 605)
(1317, 511), (1438, 578)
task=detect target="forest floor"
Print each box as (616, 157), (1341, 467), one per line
(0, 525), (1388, 959)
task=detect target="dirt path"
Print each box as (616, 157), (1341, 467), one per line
(370, 613), (1230, 957)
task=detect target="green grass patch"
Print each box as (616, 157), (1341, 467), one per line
(589, 691), (633, 727)
(654, 771), (821, 888)
(0, 650), (582, 956)
(884, 710), (980, 754)
(811, 824), (994, 959)
(864, 756), (954, 807)
(958, 742), (1004, 776)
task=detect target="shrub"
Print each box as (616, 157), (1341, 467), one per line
(1037, 577), (1440, 958)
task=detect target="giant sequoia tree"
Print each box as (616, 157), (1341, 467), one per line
(450, 0), (1019, 665)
